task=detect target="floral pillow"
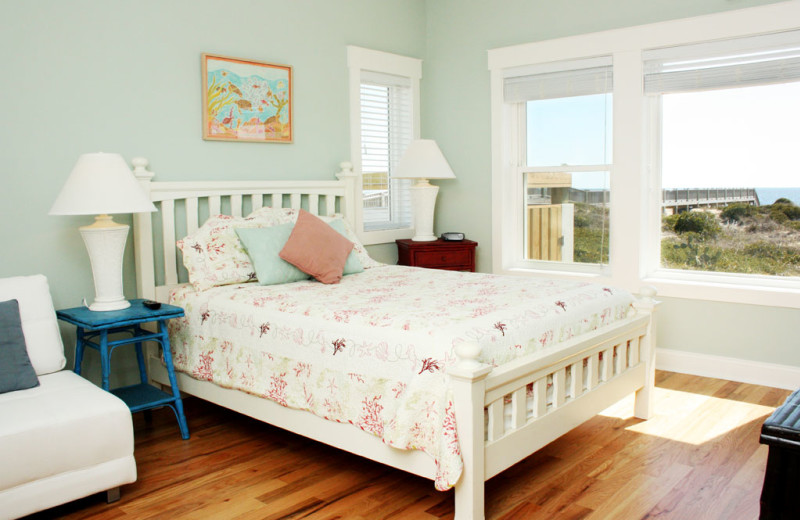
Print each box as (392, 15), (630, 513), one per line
(177, 210), (286, 291)
(246, 207), (382, 269)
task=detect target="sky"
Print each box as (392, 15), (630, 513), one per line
(526, 82), (800, 191)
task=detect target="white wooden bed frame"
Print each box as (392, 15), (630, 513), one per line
(130, 158), (658, 520)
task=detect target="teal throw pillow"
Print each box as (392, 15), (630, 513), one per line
(235, 225), (311, 285)
(0, 299), (40, 394)
(328, 219), (364, 276)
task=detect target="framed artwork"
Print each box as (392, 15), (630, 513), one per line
(202, 54), (292, 143)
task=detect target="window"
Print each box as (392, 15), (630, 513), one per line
(503, 58), (613, 272)
(489, 1), (800, 307)
(348, 46), (421, 245)
(645, 31), (800, 278)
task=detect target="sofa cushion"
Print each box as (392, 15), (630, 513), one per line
(0, 275), (66, 376)
(0, 299), (40, 394)
(0, 370), (134, 491)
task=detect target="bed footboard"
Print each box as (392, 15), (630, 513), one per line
(449, 291), (658, 520)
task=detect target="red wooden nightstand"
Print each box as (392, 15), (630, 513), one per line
(396, 238), (478, 272)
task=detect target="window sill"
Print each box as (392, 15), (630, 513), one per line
(643, 270), (800, 308)
(358, 226), (414, 246)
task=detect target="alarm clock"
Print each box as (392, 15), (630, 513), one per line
(441, 232), (465, 241)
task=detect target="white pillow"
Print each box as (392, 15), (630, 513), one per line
(0, 275), (66, 376)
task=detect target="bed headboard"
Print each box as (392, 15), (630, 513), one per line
(131, 157), (359, 302)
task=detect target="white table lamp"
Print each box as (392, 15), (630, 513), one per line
(393, 139), (456, 241)
(50, 153), (156, 311)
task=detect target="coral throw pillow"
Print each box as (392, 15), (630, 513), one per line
(279, 209), (355, 284)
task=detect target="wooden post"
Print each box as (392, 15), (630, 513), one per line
(448, 342), (492, 520)
(131, 157), (156, 301)
(633, 285), (659, 419)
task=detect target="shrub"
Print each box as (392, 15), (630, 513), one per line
(720, 203), (755, 223)
(770, 202), (800, 222)
(671, 211), (720, 238)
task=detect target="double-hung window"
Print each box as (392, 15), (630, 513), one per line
(645, 31), (800, 280)
(348, 46), (421, 244)
(500, 58), (613, 273)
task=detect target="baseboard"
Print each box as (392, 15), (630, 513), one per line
(657, 348), (800, 390)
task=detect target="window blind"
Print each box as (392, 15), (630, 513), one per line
(360, 71), (413, 231)
(644, 30), (800, 95)
(504, 56), (613, 102)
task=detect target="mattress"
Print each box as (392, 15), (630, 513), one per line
(167, 265), (633, 489)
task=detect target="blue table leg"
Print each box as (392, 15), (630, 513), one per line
(99, 330), (111, 391)
(134, 340), (148, 385)
(158, 319), (189, 440)
(74, 327), (85, 375)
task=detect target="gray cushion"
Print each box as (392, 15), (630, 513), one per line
(0, 299), (40, 394)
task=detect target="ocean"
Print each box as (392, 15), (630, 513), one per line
(755, 188), (800, 205)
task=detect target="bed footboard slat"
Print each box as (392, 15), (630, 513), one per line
(309, 194), (320, 215)
(271, 193), (284, 208)
(487, 401), (504, 442)
(588, 353), (599, 390)
(571, 360), (584, 399)
(601, 347), (613, 382)
(290, 193), (301, 209)
(533, 378), (547, 417)
(511, 387), (527, 430)
(326, 195), (336, 216)
(553, 368), (566, 408)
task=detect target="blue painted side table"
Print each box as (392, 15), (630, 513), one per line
(56, 299), (189, 440)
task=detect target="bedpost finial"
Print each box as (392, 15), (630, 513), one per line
(131, 157), (154, 181)
(455, 342), (482, 370)
(638, 285), (657, 301)
(336, 161), (356, 179)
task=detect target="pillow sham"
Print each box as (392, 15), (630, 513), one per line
(235, 225), (311, 286)
(0, 299), (40, 394)
(279, 210), (355, 284)
(177, 210), (286, 291)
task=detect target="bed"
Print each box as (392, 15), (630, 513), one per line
(131, 158), (658, 520)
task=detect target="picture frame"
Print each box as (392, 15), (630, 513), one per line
(202, 54), (292, 143)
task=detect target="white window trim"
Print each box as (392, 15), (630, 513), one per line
(348, 45), (421, 245)
(488, 0), (800, 308)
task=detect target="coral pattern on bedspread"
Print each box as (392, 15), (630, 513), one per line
(168, 265), (633, 490)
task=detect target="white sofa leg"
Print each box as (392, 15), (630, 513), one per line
(106, 487), (121, 503)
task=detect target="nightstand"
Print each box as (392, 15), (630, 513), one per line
(396, 238), (478, 271)
(56, 299), (189, 440)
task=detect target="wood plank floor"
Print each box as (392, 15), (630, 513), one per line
(24, 371), (789, 520)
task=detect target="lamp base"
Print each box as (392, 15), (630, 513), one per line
(409, 180), (439, 242)
(79, 215), (131, 312)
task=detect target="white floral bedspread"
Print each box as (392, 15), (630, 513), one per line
(167, 265), (633, 489)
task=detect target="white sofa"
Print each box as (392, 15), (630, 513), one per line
(0, 275), (137, 520)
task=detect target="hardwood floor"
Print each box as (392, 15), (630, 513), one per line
(25, 371), (789, 520)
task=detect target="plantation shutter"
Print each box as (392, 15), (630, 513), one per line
(643, 30), (800, 95)
(504, 56), (613, 102)
(360, 71), (413, 231)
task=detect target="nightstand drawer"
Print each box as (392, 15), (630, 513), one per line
(415, 249), (472, 267)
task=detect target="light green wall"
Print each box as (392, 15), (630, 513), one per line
(422, 0), (800, 367)
(0, 0), (425, 385)
(1, 0), (796, 386)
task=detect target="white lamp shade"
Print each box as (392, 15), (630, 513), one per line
(49, 152), (156, 215)
(393, 140), (456, 180)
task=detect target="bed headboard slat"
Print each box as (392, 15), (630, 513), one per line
(131, 158), (359, 301)
(231, 194), (243, 217)
(186, 198), (199, 235)
(209, 196), (221, 216)
(309, 194), (320, 215)
(251, 194), (263, 211)
(160, 199), (179, 286)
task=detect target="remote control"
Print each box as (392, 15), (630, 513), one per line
(143, 300), (161, 310)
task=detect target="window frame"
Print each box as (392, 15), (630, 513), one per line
(488, 0), (800, 308)
(348, 46), (421, 245)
